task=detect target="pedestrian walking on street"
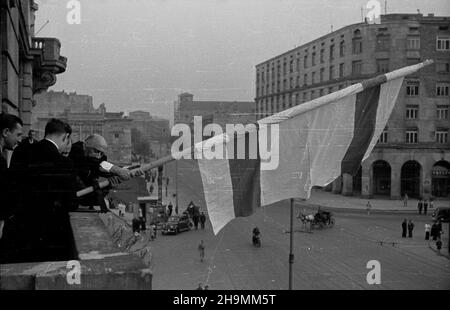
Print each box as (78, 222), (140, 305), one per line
(425, 223), (431, 240)
(417, 199), (423, 214)
(366, 201), (372, 215)
(200, 212), (206, 230)
(408, 220), (414, 238)
(423, 199), (428, 215)
(402, 219), (407, 238)
(193, 213), (199, 230)
(168, 202), (173, 217)
(198, 240), (205, 262)
(436, 237), (442, 254)
(403, 193), (408, 208)
(431, 222), (438, 241)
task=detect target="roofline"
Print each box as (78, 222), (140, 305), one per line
(255, 13), (450, 68)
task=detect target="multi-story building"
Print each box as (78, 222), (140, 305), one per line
(128, 110), (171, 159)
(255, 13), (450, 199)
(1, 0), (67, 130)
(174, 93), (256, 130)
(129, 110), (170, 143)
(34, 91), (132, 165)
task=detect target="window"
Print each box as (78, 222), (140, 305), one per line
(436, 130), (448, 144)
(376, 35), (390, 51)
(437, 105), (449, 119)
(406, 105), (419, 119)
(320, 49), (325, 63)
(320, 68), (325, 82)
(328, 87), (334, 94)
(283, 62), (287, 74)
(406, 82), (419, 96)
(437, 36), (450, 51)
(407, 36), (420, 50)
(296, 76), (300, 87)
(311, 90), (315, 99)
(436, 83), (450, 96)
(304, 55), (308, 68)
(329, 65), (335, 79)
(312, 52), (316, 66)
(303, 92), (307, 101)
(353, 38), (362, 54)
(330, 44), (335, 61)
(406, 130), (418, 144)
(296, 58), (300, 72)
(290, 77), (293, 89)
(303, 74), (308, 86)
(352, 61), (362, 75)
(339, 41), (345, 57)
(290, 60), (294, 73)
(319, 89), (324, 97)
(295, 93), (299, 104)
(283, 79), (287, 90)
(311, 72), (316, 84)
(377, 59), (389, 73)
(437, 60), (450, 73)
(378, 129), (388, 144)
(339, 63), (344, 78)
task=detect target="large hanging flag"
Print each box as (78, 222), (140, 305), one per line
(195, 60), (432, 234)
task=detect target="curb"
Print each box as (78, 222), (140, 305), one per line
(294, 200), (428, 214)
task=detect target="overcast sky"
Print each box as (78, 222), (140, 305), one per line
(35, 0), (450, 121)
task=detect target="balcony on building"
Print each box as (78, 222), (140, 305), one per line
(30, 37), (68, 93)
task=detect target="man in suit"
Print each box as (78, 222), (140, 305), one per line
(0, 114), (23, 238)
(9, 119), (80, 263)
(0, 113), (23, 263)
(21, 129), (38, 146)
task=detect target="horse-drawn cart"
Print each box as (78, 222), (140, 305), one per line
(298, 208), (335, 231)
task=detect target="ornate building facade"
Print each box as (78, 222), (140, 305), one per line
(1, 0), (67, 130)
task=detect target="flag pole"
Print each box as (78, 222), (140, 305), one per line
(76, 60), (433, 198)
(289, 198), (294, 290)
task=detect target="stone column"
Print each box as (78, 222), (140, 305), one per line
(422, 158), (433, 199)
(342, 173), (353, 196)
(361, 161), (372, 199)
(332, 176), (342, 194)
(391, 165), (401, 199)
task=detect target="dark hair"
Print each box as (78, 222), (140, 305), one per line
(28, 129), (35, 135)
(0, 113), (23, 132)
(44, 118), (72, 136)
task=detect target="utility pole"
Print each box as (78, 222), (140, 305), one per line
(288, 198), (295, 290)
(158, 165), (163, 207)
(175, 160), (179, 212)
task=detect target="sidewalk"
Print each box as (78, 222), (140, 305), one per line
(298, 188), (449, 212)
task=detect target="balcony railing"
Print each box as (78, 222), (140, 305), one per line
(32, 37), (67, 74)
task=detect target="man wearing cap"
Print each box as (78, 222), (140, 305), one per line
(69, 134), (132, 211)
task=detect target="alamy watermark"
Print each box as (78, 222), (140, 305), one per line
(366, 260), (381, 285)
(171, 116), (280, 170)
(66, 260), (81, 285)
(66, 0), (81, 25)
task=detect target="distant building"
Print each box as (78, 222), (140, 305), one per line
(174, 92), (256, 130)
(0, 0), (67, 130)
(128, 110), (170, 159)
(255, 13), (450, 199)
(34, 91), (132, 165)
